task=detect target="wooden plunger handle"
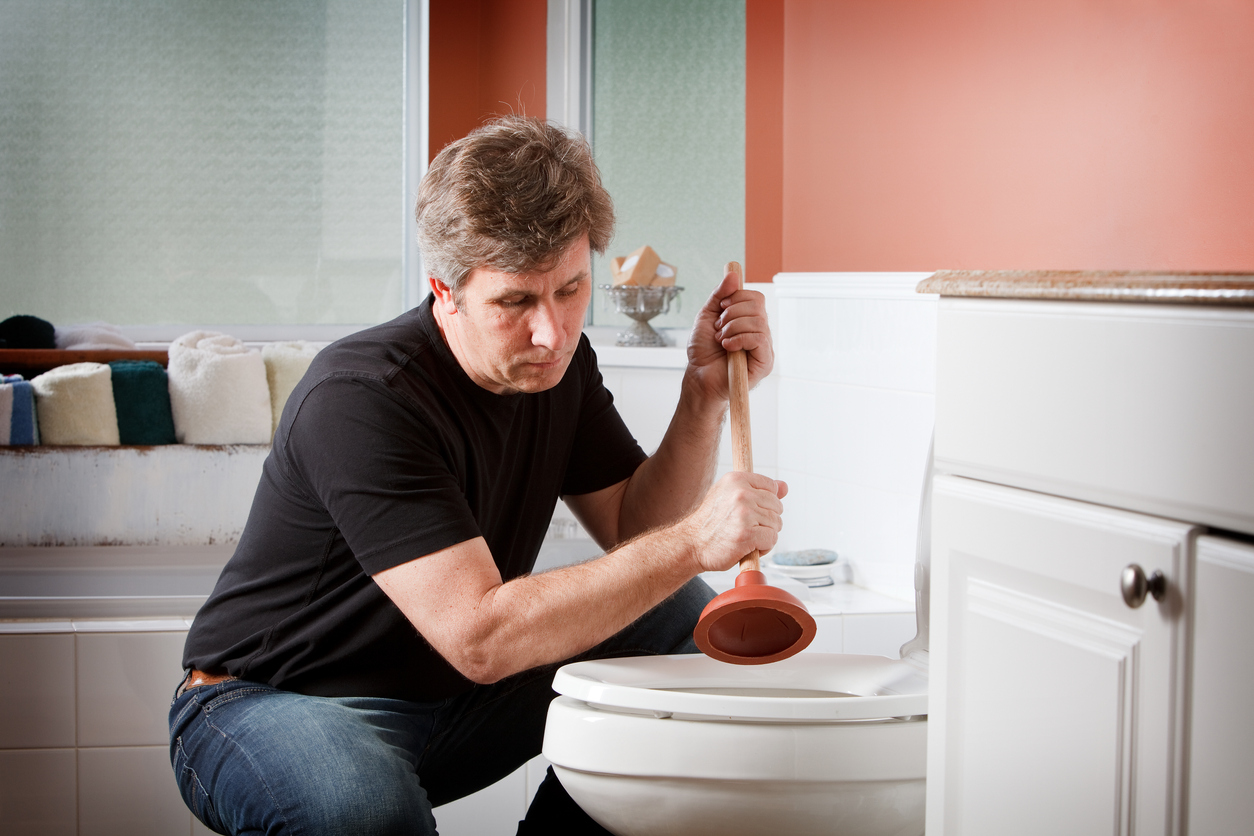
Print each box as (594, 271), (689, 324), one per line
(725, 262), (759, 574)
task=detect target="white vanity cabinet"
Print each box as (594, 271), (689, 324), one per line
(928, 476), (1192, 835)
(921, 272), (1254, 836)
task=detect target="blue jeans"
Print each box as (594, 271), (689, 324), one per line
(170, 577), (714, 835)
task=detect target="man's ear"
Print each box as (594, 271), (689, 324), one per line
(430, 277), (458, 314)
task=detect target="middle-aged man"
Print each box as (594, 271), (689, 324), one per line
(170, 115), (785, 835)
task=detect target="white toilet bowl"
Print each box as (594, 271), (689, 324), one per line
(544, 652), (927, 836)
(542, 440), (937, 836)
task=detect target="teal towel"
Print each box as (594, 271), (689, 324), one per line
(108, 360), (177, 445)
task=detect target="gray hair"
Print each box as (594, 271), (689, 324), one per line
(415, 116), (615, 296)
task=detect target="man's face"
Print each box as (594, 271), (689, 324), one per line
(434, 235), (593, 396)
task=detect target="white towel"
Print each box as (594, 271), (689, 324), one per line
(167, 331), (272, 445)
(30, 363), (121, 445)
(262, 340), (324, 439)
(54, 322), (138, 351)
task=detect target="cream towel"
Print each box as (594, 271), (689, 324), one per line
(262, 341), (324, 439)
(30, 363), (121, 445)
(54, 322), (138, 351)
(167, 331), (272, 445)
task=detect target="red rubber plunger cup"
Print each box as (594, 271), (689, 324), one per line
(693, 263), (816, 665)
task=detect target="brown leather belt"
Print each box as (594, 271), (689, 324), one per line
(184, 669), (237, 691)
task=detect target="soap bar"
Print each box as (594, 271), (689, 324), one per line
(612, 245), (661, 286)
(611, 245), (678, 287)
(651, 261), (677, 287)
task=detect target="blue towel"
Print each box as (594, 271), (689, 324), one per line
(1, 374), (39, 445)
(108, 360), (177, 445)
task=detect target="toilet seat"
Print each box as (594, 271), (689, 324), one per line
(552, 652), (927, 723)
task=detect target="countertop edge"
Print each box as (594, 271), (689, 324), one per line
(916, 270), (1254, 305)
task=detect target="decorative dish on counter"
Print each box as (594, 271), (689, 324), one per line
(764, 549), (850, 588)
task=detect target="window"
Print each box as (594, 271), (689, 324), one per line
(0, 0), (422, 340)
(588, 0), (746, 330)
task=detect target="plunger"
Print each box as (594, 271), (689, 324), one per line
(693, 263), (817, 665)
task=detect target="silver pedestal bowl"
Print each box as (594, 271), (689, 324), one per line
(600, 284), (683, 347)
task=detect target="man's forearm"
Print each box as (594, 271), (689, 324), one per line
(616, 371), (728, 540)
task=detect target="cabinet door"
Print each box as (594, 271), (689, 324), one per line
(1187, 535), (1254, 836)
(927, 476), (1194, 836)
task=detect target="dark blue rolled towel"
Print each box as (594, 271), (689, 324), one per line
(1, 374), (39, 445)
(108, 360), (177, 445)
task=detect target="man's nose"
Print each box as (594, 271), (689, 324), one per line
(530, 301), (566, 350)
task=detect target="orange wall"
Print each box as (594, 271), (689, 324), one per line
(745, 0), (785, 284)
(751, 0), (1254, 273)
(428, 0), (547, 161)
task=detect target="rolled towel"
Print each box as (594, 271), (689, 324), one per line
(30, 363), (120, 446)
(1, 374), (40, 445)
(167, 331), (271, 445)
(262, 341), (324, 438)
(5, 376), (39, 444)
(109, 360), (177, 445)
(0, 315), (56, 349)
(56, 322), (138, 351)
(0, 380), (9, 443)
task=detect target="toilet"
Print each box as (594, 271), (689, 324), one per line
(542, 447), (934, 836)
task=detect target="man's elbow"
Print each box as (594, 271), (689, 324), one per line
(444, 641), (515, 685)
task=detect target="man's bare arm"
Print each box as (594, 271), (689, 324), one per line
(567, 265), (775, 548)
(374, 470), (785, 684)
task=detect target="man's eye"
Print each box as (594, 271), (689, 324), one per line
(498, 297), (527, 307)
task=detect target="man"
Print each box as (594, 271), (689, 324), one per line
(170, 116), (784, 835)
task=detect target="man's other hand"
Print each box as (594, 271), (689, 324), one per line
(684, 263), (775, 403)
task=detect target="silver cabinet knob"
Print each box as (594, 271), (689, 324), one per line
(1121, 564), (1166, 608)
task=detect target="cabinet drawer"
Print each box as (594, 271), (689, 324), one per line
(934, 298), (1254, 536)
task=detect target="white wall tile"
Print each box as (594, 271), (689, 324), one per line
(776, 294), (937, 393)
(78, 746), (192, 836)
(778, 469), (920, 602)
(0, 748), (77, 835)
(716, 371), (778, 476)
(778, 379), (933, 495)
(771, 274), (937, 603)
(0, 633), (76, 749)
(603, 368), (684, 455)
(77, 631), (187, 747)
(843, 613), (919, 659)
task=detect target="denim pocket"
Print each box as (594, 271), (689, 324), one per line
(173, 735), (223, 832)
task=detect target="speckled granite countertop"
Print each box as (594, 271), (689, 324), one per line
(917, 270), (1254, 305)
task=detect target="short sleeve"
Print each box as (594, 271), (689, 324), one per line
(560, 343), (648, 496)
(280, 373), (482, 576)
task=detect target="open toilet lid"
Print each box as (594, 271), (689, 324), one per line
(552, 653), (927, 722)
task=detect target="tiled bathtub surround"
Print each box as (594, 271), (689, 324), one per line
(0, 621), (204, 835)
(773, 273), (938, 603)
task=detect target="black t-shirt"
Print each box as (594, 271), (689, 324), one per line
(182, 296), (646, 701)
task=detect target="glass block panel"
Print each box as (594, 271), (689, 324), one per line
(0, 0), (405, 328)
(591, 0), (745, 331)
